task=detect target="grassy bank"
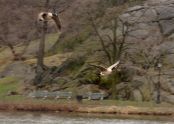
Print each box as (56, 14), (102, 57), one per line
(0, 74), (174, 116)
(0, 97), (174, 116)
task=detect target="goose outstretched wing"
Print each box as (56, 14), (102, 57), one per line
(52, 14), (61, 30)
(107, 61), (120, 70)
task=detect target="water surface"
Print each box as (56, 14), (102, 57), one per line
(0, 112), (173, 124)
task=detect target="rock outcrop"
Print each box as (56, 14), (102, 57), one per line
(118, 0), (174, 103)
(0, 62), (35, 82)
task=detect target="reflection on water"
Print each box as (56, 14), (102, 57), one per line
(0, 111), (173, 124)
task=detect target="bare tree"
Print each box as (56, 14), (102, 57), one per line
(34, 0), (50, 84)
(37, 0), (50, 68)
(36, 0), (65, 70)
(87, 5), (150, 99)
(0, 8), (24, 60)
(87, 11), (133, 98)
(0, 21), (17, 58)
(0, 0), (41, 60)
(129, 34), (174, 102)
(88, 12), (132, 64)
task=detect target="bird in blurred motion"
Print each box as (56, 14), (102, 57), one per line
(38, 12), (61, 30)
(89, 61), (120, 76)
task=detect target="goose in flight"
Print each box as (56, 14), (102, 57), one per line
(89, 61), (120, 76)
(38, 12), (61, 30)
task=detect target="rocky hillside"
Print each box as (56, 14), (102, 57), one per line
(0, 0), (174, 104)
(116, 0), (174, 103)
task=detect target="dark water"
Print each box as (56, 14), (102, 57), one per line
(0, 112), (173, 124)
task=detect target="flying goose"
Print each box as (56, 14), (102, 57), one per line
(38, 12), (61, 30)
(89, 61), (120, 76)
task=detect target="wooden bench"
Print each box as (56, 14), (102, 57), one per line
(54, 91), (72, 99)
(29, 91), (72, 100)
(29, 91), (48, 99)
(86, 92), (104, 100)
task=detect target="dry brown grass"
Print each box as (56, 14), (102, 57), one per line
(0, 101), (173, 116)
(76, 105), (174, 116)
(24, 52), (72, 67)
(0, 60), (12, 72)
(0, 101), (78, 112)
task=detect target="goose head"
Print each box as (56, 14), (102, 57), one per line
(38, 12), (53, 21)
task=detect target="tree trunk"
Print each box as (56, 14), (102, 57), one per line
(37, 21), (47, 69)
(111, 72), (119, 99)
(34, 0), (49, 84)
(34, 21), (47, 85)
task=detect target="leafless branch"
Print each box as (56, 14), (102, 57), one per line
(87, 11), (112, 64)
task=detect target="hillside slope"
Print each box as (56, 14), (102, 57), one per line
(1, 0), (174, 104)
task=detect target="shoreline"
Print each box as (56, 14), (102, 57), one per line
(0, 101), (173, 116)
